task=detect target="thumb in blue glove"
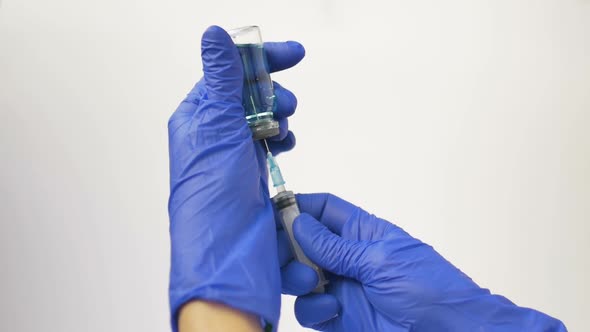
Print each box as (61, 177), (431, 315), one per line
(287, 193), (567, 331)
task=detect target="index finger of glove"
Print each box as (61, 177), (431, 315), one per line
(295, 193), (358, 236)
(296, 193), (402, 241)
(265, 41), (306, 73)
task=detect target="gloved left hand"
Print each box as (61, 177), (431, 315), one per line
(167, 26), (305, 331)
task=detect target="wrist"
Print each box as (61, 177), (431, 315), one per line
(178, 300), (263, 332)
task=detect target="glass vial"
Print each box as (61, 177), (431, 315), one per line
(228, 26), (280, 140)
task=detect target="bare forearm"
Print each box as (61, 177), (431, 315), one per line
(178, 300), (262, 332)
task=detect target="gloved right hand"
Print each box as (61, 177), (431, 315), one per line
(284, 193), (567, 331)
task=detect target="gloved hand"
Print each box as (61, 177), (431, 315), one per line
(280, 193), (567, 331)
(167, 26), (305, 331)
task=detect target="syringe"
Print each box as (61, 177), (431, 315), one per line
(264, 141), (327, 293)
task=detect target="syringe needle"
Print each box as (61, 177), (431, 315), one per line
(263, 139), (270, 153)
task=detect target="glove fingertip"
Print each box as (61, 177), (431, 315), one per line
(281, 261), (319, 296)
(295, 294), (340, 328)
(202, 25), (224, 36)
(286, 40), (306, 59)
(201, 26), (233, 53)
(265, 41), (306, 73)
(200, 26), (242, 103)
(268, 131), (296, 155)
(273, 85), (297, 119)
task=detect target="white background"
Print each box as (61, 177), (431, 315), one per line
(1, 0), (588, 331)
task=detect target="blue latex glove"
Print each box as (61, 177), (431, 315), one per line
(280, 193), (567, 331)
(167, 26), (305, 331)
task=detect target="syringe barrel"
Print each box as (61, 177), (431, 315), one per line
(272, 191), (327, 293)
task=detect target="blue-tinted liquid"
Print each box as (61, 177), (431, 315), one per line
(237, 44), (276, 125)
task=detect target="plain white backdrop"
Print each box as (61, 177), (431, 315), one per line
(1, 0), (588, 331)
